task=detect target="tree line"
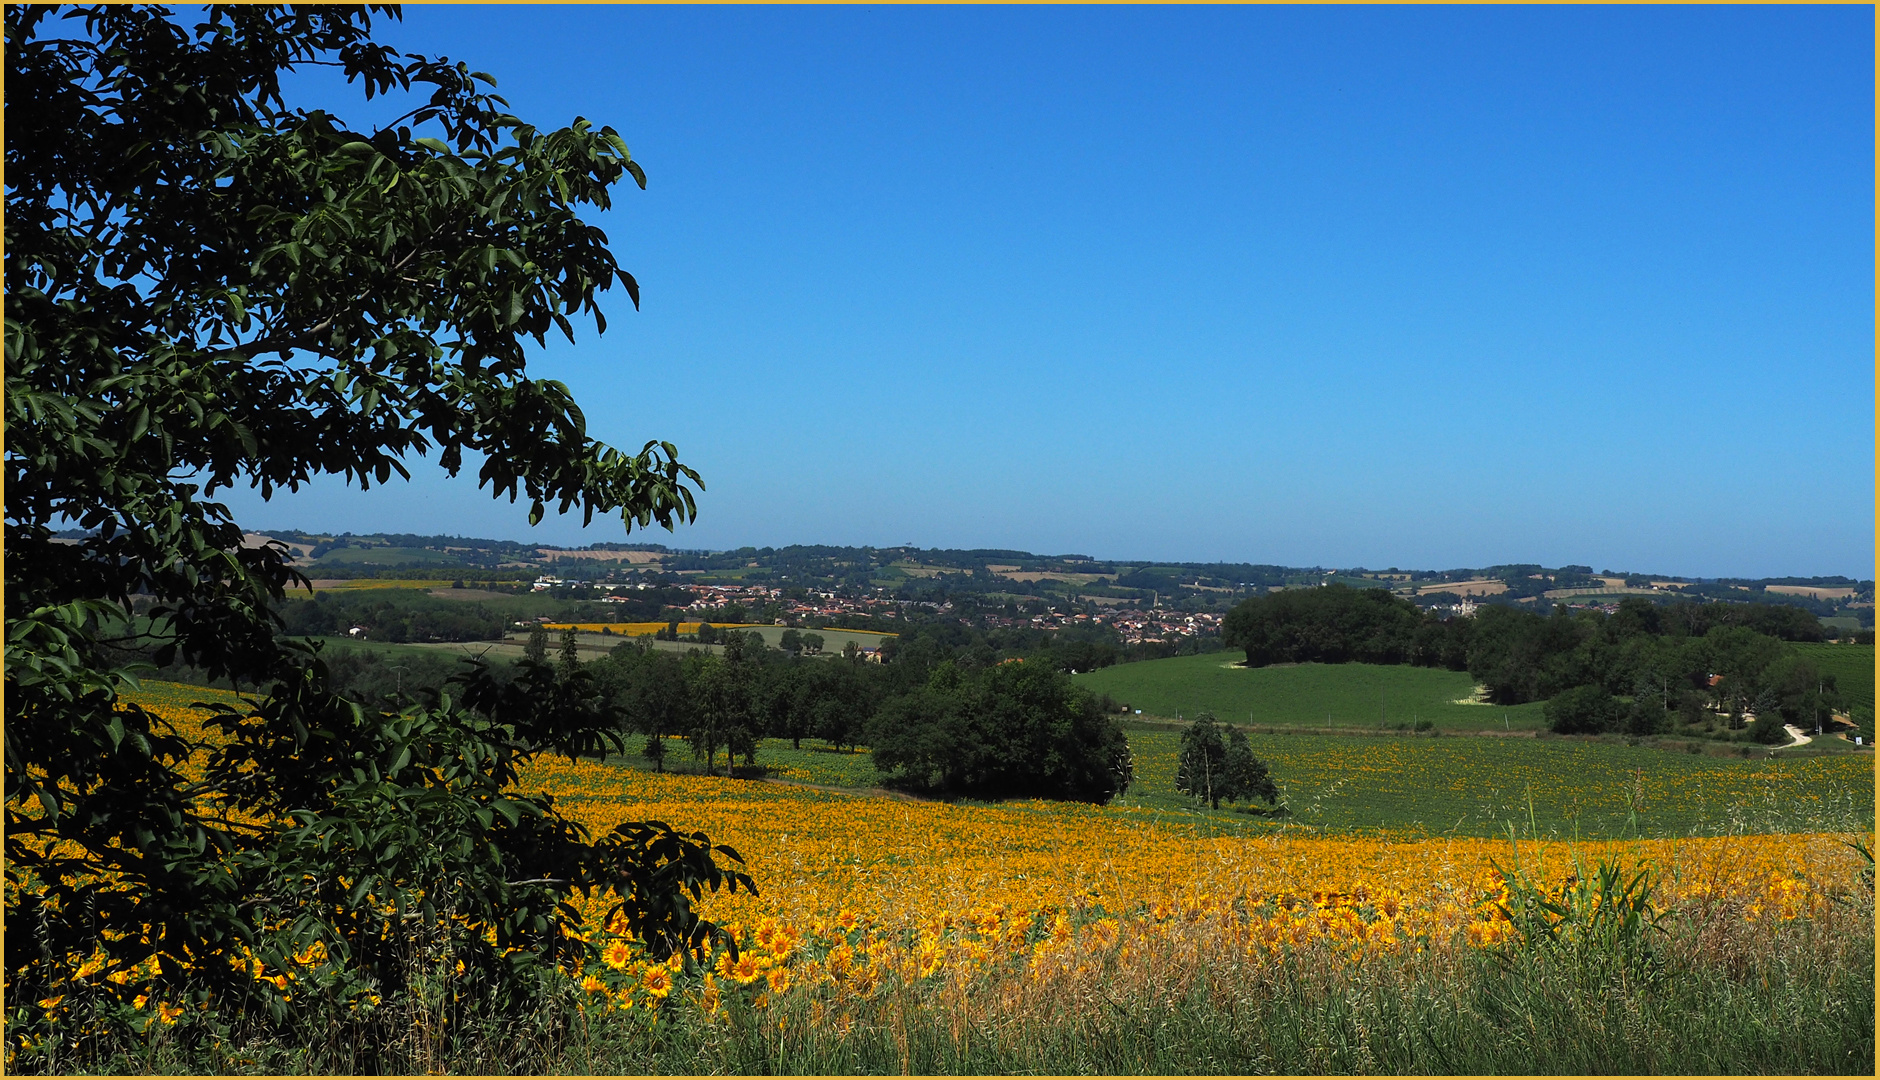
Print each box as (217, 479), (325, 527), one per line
(580, 631), (1134, 803)
(270, 585), (694, 642)
(1223, 586), (1844, 741)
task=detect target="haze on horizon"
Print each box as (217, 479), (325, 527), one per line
(219, 5), (1875, 580)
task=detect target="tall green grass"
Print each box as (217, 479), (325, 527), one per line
(54, 873), (1870, 1075)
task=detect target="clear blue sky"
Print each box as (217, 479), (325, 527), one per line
(226, 4), (1875, 578)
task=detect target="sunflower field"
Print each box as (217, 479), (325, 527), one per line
(8, 682), (1873, 1074)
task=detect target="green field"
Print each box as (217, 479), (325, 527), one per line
(318, 624), (898, 669)
(1794, 642), (1875, 739)
(311, 636), (515, 663)
(1114, 726), (1872, 839)
(619, 723), (1875, 841)
(611, 736), (883, 789)
(1074, 654), (1546, 731)
(1794, 642), (1874, 709)
(726, 624), (896, 654)
(312, 545), (466, 567)
(140, 669), (1876, 844)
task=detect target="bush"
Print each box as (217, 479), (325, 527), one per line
(276, 590), (509, 643)
(1545, 684), (1623, 735)
(1747, 711), (1789, 745)
(1624, 700), (1669, 736)
(1174, 713), (1278, 809)
(868, 661), (1132, 803)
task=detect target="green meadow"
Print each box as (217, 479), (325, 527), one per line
(604, 719), (1875, 843)
(1115, 726), (1873, 839)
(1075, 653), (1546, 731)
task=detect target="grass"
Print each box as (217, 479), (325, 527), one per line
(307, 635), (515, 663)
(73, 911), (1875, 1075)
(130, 672), (1876, 843)
(1075, 654), (1548, 732)
(1115, 726), (1874, 839)
(618, 737), (882, 789)
(318, 628), (897, 668)
(727, 625), (897, 654)
(600, 716), (1875, 842)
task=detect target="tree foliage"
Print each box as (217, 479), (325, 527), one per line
(4, 3), (748, 1044)
(1225, 584), (1839, 739)
(1222, 585), (1455, 669)
(1175, 713), (1276, 810)
(867, 661), (1133, 803)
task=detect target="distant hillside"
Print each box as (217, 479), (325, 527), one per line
(90, 527), (1869, 630)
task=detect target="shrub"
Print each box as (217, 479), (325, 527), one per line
(1175, 713), (1277, 810)
(1545, 684), (1623, 735)
(1747, 711), (1789, 745)
(868, 661), (1132, 803)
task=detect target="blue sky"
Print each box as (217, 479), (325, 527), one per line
(225, 4), (1874, 578)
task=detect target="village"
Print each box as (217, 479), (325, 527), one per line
(528, 573), (1227, 645)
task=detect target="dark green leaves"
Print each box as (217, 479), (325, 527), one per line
(4, 3), (735, 1048)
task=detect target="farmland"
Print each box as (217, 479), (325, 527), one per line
(305, 577), (459, 592)
(129, 674), (1873, 841)
(28, 680), (1870, 1074)
(310, 545), (467, 567)
(1117, 726), (1872, 838)
(616, 718), (1871, 840)
(1794, 642), (1875, 739)
(1075, 654), (1548, 732)
(532, 744), (1871, 1074)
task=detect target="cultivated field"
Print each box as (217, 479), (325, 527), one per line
(391, 624), (905, 665)
(311, 545), (465, 567)
(1794, 642), (1876, 740)
(1075, 654), (1548, 731)
(308, 578), (458, 591)
(620, 720), (1873, 840)
(539, 548), (666, 563)
(40, 682), (1874, 1074)
(994, 570), (1116, 585)
(733, 625), (897, 653)
(1413, 579), (1508, 596)
(1119, 727), (1871, 837)
(484, 721), (1880, 1072)
(1767, 584), (1859, 600)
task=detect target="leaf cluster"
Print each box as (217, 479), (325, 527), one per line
(1174, 712), (1277, 811)
(865, 660), (1133, 803)
(3, 3), (740, 1039)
